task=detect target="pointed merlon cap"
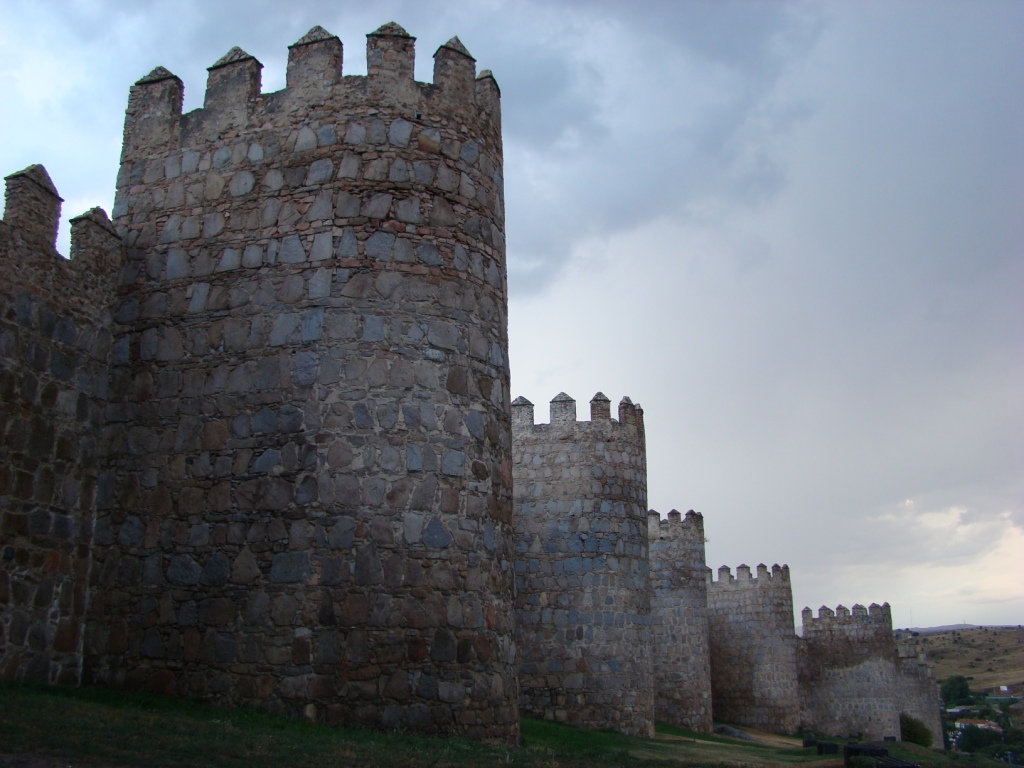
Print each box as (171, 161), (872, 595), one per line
(367, 22), (415, 81)
(69, 206), (117, 236)
(209, 46), (261, 71)
(290, 25), (339, 48)
(477, 69), (499, 89)
(69, 207), (122, 273)
(369, 21), (414, 39)
(5, 164), (61, 200)
(136, 66), (180, 85)
(590, 392), (610, 402)
(550, 392), (577, 427)
(4, 164), (62, 249)
(433, 34), (476, 94)
(511, 395), (535, 429)
(287, 26), (342, 89)
(437, 35), (475, 61)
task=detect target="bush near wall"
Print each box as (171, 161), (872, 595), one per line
(900, 712), (933, 748)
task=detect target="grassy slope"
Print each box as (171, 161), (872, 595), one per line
(903, 627), (1024, 692)
(0, 684), (1004, 768)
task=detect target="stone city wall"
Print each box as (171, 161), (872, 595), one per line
(0, 24), (944, 746)
(78, 23), (518, 742)
(647, 509), (712, 732)
(707, 563), (800, 733)
(895, 636), (943, 745)
(798, 603), (899, 740)
(0, 166), (123, 685)
(511, 392), (653, 736)
(798, 603), (940, 743)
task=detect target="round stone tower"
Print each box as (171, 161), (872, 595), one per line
(83, 24), (517, 741)
(511, 392), (653, 736)
(648, 509), (712, 732)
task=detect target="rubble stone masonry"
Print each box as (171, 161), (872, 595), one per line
(511, 393), (653, 736)
(798, 603), (942, 744)
(0, 23), (518, 742)
(648, 509), (712, 732)
(0, 23), (944, 745)
(707, 563), (800, 733)
(0, 166), (124, 686)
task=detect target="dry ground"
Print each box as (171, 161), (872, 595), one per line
(901, 626), (1024, 692)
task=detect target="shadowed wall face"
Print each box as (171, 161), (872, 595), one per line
(707, 564), (800, 733)
(79, 24), (518, 742)
(648, 509), (712, 732)
(0, 167), (123, 687)
(797, 603), (942, 743)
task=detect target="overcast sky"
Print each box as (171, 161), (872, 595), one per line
(1, 0), (1021, 630)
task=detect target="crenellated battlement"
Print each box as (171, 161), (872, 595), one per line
(705, 559), (799, 731)
(2, 165), (124, 315)
(708, 562), (791, 589)
(801, 602), (892, 635)
(120, 23), (500, 159)
(511, 392), (645, 446)
(647, 509), (704, 544)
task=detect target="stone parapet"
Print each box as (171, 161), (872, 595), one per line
(512, 391), (653, 736)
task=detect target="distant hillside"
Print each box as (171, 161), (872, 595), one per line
(896, 626), (1024, 693)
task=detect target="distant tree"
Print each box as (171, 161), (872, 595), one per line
(942, 675), (972, 706)
(957, 725), (1001, 753)
(900, 713), (933, 748)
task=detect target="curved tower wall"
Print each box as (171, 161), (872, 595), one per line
(648, 509), (712, 732)
(707, 563), (799, 733)
(82, 25), (518, 741)
(511, 392), (653, 737)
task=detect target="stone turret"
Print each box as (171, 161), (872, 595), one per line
(83, 24), (516, 743)
(648, 509), (712, 731)
(511, 391), (653, 737)
(707, 561), (799, 732)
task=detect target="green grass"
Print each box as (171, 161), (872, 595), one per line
(0, 683), (1006, 767)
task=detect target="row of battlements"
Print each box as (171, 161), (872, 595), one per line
(2, 164), (122, 277)
(801, 602), (892, 631)
(511, 392), (644, 432)
(707, 563), (791, 588)
(647, 509), (705, 542)
(126, 24), (500, 151)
